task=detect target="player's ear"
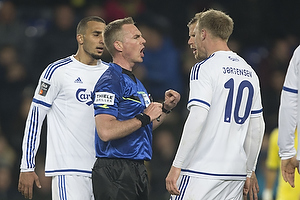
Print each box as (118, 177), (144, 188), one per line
(77, 34), (84, 45)
(201, 29), (206, 40)
(114, 41), (123, 52)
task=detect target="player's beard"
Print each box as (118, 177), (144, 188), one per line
(91, 53), (102, 60)
(195, 52), (206, 61)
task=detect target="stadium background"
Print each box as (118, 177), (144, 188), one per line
(0, 0), (300, 199)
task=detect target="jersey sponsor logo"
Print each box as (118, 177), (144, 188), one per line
(76, 88), (93, 105)
(39, 81), (50, 96)
(94, 92), (115, 105)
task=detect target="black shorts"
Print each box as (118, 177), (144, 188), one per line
(92, 157), (149, 200)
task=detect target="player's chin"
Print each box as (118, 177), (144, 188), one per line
(91, 53), (102, 60)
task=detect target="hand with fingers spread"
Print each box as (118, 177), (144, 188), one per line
(281, 156), (299, 188)
(18, 171), (41, 199)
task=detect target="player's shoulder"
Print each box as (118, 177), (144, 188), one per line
(294, 45), (300, 54)
(291, 45), (300, 61)
(191, 54), (214, 71)
(42, 56), (73, 81)
(218, 51), (248, 65)
(202, 51), (241, 67)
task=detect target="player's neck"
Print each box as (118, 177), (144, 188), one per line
(207, 41), (230, 57)
(74, 53), (98, 66)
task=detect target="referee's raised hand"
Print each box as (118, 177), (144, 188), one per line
(163, 89), (181, 111)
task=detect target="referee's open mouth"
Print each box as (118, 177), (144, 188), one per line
(140, 47), (145, 57)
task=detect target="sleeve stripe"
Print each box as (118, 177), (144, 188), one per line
(190, 53), (215, 81)
(33, 98), (52, 108)
(188, 99), (211, 107)
(282, 86), (298, 94)
(44, 57), (72, 80)
(26, 106), (39, 168)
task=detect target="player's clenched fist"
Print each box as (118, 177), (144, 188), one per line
(163, 89), (181, 111)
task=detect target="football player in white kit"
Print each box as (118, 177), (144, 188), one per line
(278, 45), (300, 188)
(166, 9), (265, 200)
(18, 16), (109, 200)
(185, 12), (261, 200)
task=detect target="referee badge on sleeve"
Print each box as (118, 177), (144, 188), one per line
(39, 81), (50, 96)
(94, 92), (115, 105)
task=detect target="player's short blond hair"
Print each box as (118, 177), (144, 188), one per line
(197, 9), (233, 42)
(187, 13), (202, 28)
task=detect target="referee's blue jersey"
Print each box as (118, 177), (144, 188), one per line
(93, 63), (153, 161)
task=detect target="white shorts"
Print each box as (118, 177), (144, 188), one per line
(170, 175), (245, 200)
(52, 175), (94, 200)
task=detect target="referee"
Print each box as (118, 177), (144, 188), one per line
(92, 17), (180, 200)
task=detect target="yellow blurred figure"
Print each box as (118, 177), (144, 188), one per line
(263, 128), (300, 200)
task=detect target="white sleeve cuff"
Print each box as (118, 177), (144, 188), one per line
(20, 168), (35, 173)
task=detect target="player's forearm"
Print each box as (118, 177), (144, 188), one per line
(244, 115), (265, 176)
(20, 102), (48, 171)
(278, 90), (297, 159)
(173, 106), (208, 168)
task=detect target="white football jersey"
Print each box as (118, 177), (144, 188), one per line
(278, 45), (300, 160)
(178, 51), (263, 180)
(20, 55), (109, 177)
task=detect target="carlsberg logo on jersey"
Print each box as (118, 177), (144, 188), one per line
(94, 92), (115, 105)
(76, 88), (93, 106)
